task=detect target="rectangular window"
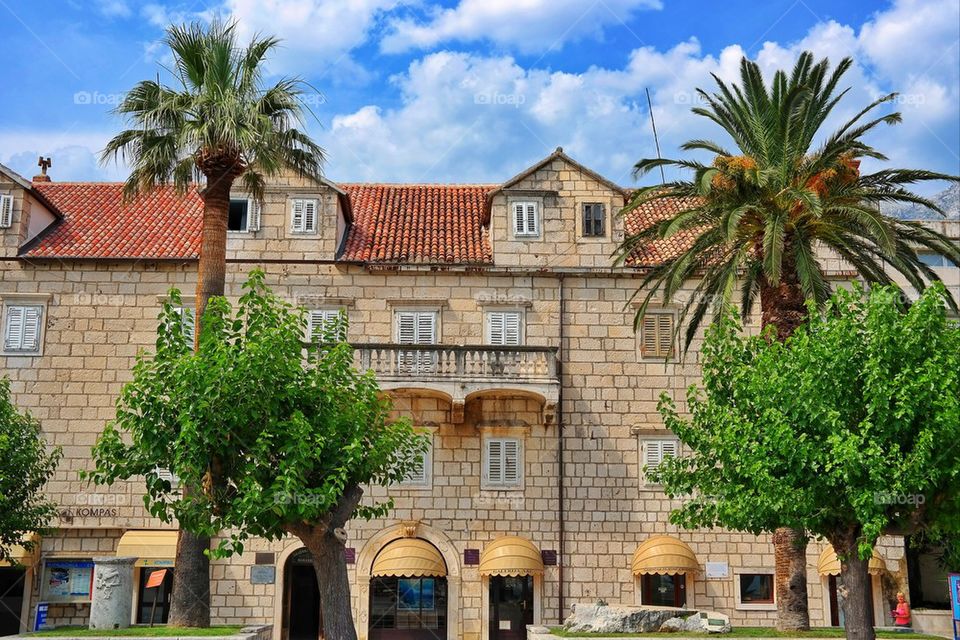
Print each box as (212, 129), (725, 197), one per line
(512, 201), (539, 237)
(483, 438), (522, 488)
(643, 439), (678, 483)
(291, 198), (318, 233)
(917, 250), (949, 268)
(399, 435), (432, 489)
(582, 203), (606, 237)
(641, 312), (675, 359)
(485, 311), (522, 346)
(0, 194), (13, 228)
(307, 309), (346, 342)
(227, 197), (260, 232)
(3, 304), (43, 354)
(396, 311), (437, 373)
(739, 573), (775, 605)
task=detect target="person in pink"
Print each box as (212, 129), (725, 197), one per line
(892, 592), (911, 627)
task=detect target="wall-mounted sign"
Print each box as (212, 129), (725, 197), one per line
(541, 550), (558, 566)
(948, 573), (959, 640)
(464, 549), (480, 565)
(34, 603), (49, 631)
(705, 561), (730, 579)
(250, 565), (276, 585)
(141, 559), (175, 568)
(42, 560), (94, 603)
(344, 548), (356, 565)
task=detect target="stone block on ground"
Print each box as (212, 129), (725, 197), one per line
(563, 602), (685, 633)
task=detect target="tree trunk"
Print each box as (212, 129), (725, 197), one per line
(760, 254), (812, 631)
(286, 485), (365, 640)
(773, 527), (810, 631)
(168, 165), (235, 627)
(167, 525), (211, 627)
(833, 533), (877, 640)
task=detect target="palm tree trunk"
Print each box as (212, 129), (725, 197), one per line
(286, 485), (365, 640)
(760, 262), (812, 631)
(168, 165), (234, 627)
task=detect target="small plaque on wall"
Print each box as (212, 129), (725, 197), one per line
(344, 548), (356, 564)
(541, 550), (558, 566)
(250, 565), (276, 585)
(464, 549), (480, 565)
(255, 552), (275, 565)
(705, 561), (729, 579)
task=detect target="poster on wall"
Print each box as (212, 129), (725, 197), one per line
(397, 578), (435, 611)
(42, 560), (94, 603)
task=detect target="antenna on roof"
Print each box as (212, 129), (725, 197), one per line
(645, 88), (666, 186)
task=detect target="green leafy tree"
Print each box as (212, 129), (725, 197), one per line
(650, 283), (960, 640)
(101, 20), (326, 625)
(86, 271), (426, 640)
(0, 378), (61, 564)
(617, 51), (959, 630)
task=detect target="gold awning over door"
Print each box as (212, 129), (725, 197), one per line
(478, 536), (544, 577)
(632, 535), (699, 575)
(371, 538), (446, 577)
(116, 530), (178, 567)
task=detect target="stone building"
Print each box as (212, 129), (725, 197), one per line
(0, 149), (957, 640)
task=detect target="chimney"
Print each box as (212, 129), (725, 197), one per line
(33, 156), (52, 182)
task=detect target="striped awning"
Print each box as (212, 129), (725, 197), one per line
(817, 545), (886, 576)
(371, 539), (446, 577)
(632, 535), (699, 575)
(116, 530), (178, 567)
(479, 536), (544, 577)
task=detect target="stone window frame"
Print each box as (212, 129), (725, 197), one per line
(483, 307), (526, 346)
(396, 427), (435, 491)
(633, 428), (680, 488)
(507, 197), (542, 239)
(576, 198), (612, 241)
(733, 567), (777, 611)
(635, 306), (678, 361)
(1, 292), (51, 357)
(289, 195), (320, 235)
(479, 426), (528, 491)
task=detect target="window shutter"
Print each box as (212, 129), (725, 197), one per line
(641, 314), (658, 356)
(4, 306), (25, 351)
(503, 439), (520, 484)
(641, 312), (674, 358)
(513, 203), (525, 234)
(644, 441), (663, 470)
(416, 312), (436, 344)
(657, 314), (674, 358)
(526, 203), (537, 235)
(487, 312), (504, 345)
(397, 312), (417, 344)
(661, 440), (678, 460)
(21, 306), (41, 351)
(486, 439), (503, 483)
(309, 309), (344, 341)
(404, 452), (427, 485)
(249, 200), (261, 231)
(304, 199), (317, 232)
(175, 307), (195, 346)
(504, 312), (521, 346)
(0, 195), (12, 228)
(292, 199), (305, 232)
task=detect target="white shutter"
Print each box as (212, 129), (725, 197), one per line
(487, 311), (522, 346)
(485, 438), (521, 487)
(291, 199), (305, 232)
(503, 439), (520, 484)
(175, 307), (195, 346)
(513, 203), (525, 234)
(4, 306), (25, 351)
(526, 203), (538, 235)
(308, 309), (343, 341)
(397, 311), (435, 372)
(249, 200), (261, 231)
(485, 439), (503, 484)
(0, 195), (12, 228)
(397, 312), (417, 344)
(644, 439), (678, 476)
(21, 306), (41, 352)
(303, 199), (317, 233)
(416, 312), (436, 344)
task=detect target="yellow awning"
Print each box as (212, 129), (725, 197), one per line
(116, 530), (178, 567)
(632, 535), (699, 576)
(371, 539), (446, 577)
(479, 536), (544, 577)
(816, 545), (885, 576)
(0, 534), (39, 568)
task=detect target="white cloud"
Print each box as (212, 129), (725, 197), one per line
(381, 0), (662, 54)
(95, 0), (131, 18)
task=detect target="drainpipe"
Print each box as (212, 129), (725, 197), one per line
(557, 274), (566, 623)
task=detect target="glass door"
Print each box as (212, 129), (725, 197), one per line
(489, 575), (533, 640)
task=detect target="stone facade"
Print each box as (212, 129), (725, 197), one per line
(1, 153), (956, 640)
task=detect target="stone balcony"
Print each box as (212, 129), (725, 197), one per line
(353, 344), (560, 424)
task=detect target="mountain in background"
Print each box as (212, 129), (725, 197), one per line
(886, 183), (960, 220)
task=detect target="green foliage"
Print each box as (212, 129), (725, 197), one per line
(85, 270), (427, 557)
(100, 19), (325, 199)
(617, 51), (960, 349)
(0, 378), (61, 564)
(650, 283), (960, 555)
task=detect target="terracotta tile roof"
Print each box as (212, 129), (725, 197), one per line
(24, 183), (203, 259)
(623, 195), (703, 266)
(340, 183), (495, 264)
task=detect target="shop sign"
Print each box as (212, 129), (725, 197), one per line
(705, 561), (729, 579)
(250, 565), (276, 585)
(34, 603), (49, 631)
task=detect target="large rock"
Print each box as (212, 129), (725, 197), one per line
(661, 610), (732, 634)
(563, 603), (683, 633)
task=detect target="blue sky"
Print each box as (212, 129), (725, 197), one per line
(0, 0), (957, 193)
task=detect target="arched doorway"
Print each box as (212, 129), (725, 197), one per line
(283, 548), (322, 640)
(368, 538), (448, 640)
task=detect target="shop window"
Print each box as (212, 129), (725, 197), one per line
(737, 572), (775, 608)
(369, 576), (447, 637)
(641, 573), (686, 607)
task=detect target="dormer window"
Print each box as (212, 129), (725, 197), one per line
(228, 197), (260, 232)
(512, 201), (540, 237)
(291, 198), (318, 234)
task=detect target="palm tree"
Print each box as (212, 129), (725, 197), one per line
(617, 52), (959, 637)
(102, 20), (325, 628)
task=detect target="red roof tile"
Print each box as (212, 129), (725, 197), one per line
(25, 183), (203, 259)
(623, 195), (703, 266)
(340, 184), (495, 264)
